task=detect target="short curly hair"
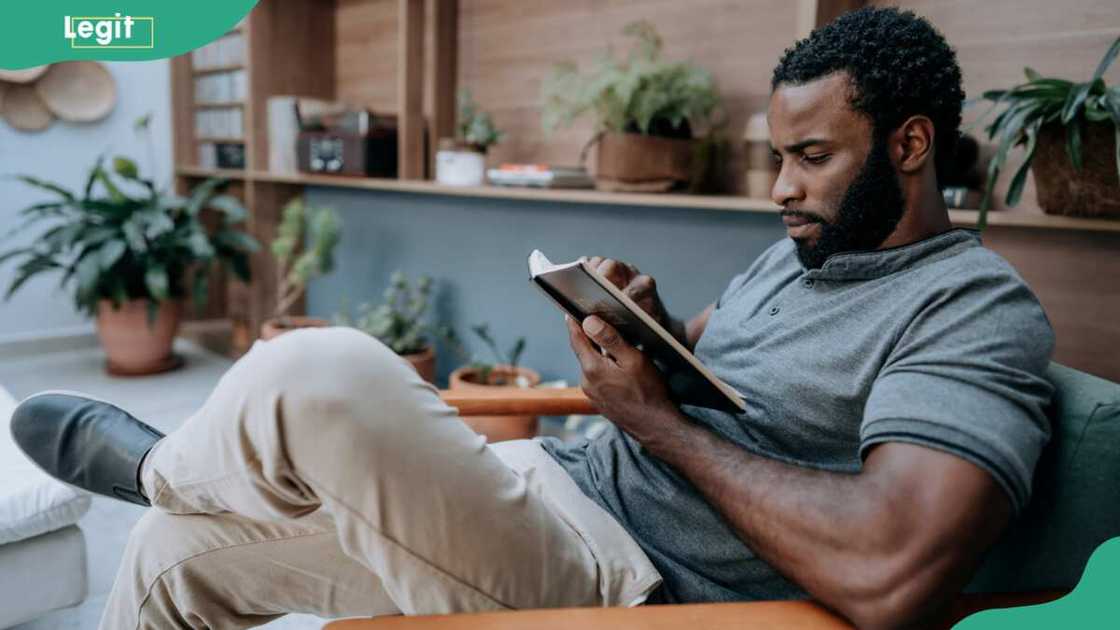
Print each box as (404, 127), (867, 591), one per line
(771, 7), (963, 186)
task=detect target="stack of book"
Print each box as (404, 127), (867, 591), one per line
(487, 164), (594, 189)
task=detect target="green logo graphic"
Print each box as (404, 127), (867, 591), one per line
(0, 2), (258, 69)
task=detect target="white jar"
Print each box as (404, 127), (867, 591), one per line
(436, 149), (486, 186)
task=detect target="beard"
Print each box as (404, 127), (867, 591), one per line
(785, 138), (906, 270)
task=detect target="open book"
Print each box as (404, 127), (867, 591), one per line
(528, 250), (747, 414)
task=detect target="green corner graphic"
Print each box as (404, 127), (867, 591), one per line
(1, 2), (258, 69)
(957, 537), (1120, 628)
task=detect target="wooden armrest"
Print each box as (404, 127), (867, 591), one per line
(439, 387), (596, 417)
(324, 601), (851, 629)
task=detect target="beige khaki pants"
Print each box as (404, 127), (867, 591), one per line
(100, 327), (660, 629)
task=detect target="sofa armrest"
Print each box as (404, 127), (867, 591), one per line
(324, 601), (852, 629)
(439, 387), (595, 417)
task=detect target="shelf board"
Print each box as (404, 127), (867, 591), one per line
(171, 168), (1120, 233)
(248, 170), (783, 213)
(195, 137), (246, 144)
(192, 64), (244, 76)
(193, 102), (244, 109)
(177, 166), (248, 180)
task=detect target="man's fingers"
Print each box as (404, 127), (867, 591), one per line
(566, 315), (602, 372)
(582, 316), (639, 367)
(625, 275), (656, 302)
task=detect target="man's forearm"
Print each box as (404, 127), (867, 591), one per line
(641, 411), (955, 628)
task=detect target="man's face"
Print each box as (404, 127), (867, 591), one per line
(767, 73), (906, 269)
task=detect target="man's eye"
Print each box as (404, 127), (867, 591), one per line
(803, 154), (831, 164)
(771, 153), (783, 165)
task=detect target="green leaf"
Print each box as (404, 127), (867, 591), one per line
(1005, 121), (1040, 207)
(5, 256), (61, 300)
(1091, 35), (1120, 82)
(144, 265), (169, 301)
(99, 239), (127, 270)
(214, 229), (260, 253)
(1062, 82), (1093, 124)
(122, 219), (148, 253)
(97, 168), (128, 203)
(84, 157), (105, 200)
(1066, 120), (1083, 171)
(1024, 67), (1042, 82)
(186, 230), (216, 258)
(12, 175), (75, 201)
(225, 252), (251, 282)
(206, 194), (248, 224)
(112, 156), (139, 180)
(191, 268), (210, 313)
(75, 251), (103, 302)
(185, 178), (226, 216)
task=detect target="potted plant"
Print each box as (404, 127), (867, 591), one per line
(261, 196), (341, 340)
(449, 323), (541, 442)
(976, 35), (1120, 227)
(333, 271), (455, 384)
(541, 20), (722, 192)
(0, 157), (258, 375)
(435, 89), (504, 186)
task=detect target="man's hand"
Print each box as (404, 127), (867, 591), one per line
(585, 257), (671, 328)
(566, 314), (688, 446)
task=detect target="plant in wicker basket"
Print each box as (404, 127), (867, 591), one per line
(976, 35), (1120, 226)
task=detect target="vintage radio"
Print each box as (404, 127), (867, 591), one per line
(296, 110), (398, 177)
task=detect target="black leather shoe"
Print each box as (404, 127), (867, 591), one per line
(10, 392), (164, 506)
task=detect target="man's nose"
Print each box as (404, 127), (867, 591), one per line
(770, 163), (805, 207)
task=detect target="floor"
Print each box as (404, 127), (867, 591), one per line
(2, 339), (326, 630)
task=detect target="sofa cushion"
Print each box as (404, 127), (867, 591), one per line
(0, 388), (91, 545)
(968, 363), (1120, 592)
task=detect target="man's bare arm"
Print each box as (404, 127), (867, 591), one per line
(646, 419), (1010, 629)
(568, 318), (1013, 630)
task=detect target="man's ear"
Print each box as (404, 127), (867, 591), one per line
(890, 116), (935, 174)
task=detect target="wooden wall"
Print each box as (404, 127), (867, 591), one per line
(335, 0), (800, 191)
(325, 0), (1118, 380)
(870, 0), (1120, 381)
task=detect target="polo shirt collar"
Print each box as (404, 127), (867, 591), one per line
(803, 228), (981, 281)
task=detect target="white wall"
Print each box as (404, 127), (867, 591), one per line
(0, 61), (171, 341)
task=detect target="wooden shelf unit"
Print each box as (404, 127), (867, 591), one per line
(170, 0), (1120, 380)
(175, 166), (1120, 234)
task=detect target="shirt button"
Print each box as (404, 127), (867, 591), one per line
(769, 305), (780, 316)
(802, 278), (815, 288)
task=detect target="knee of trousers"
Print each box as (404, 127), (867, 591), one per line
(236, 326), (444, 440)
(114, 510), (228, 614)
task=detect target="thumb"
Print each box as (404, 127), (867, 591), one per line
(582, 316), (633, 363)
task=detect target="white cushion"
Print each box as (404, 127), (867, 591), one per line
(0, 388), (91, 545)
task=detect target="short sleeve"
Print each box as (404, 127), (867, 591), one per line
(860, 269), (1055, 514)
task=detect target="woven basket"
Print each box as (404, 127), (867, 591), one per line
(1032, 122), (1120, 218)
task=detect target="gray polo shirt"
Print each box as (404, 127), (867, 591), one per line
(542, 229), (1055, 603)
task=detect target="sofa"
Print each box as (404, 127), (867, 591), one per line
(326, 362), (1120, 628)
(0, 387), (91, 628)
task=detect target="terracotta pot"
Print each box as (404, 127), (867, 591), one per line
(595, 131), (694, 192)
(1032, 122), (1120, 218)
(402, 345), (436, 384)
(449, 365), (541, 442)
(96, 299), (183, 376)
(260, 316), (330, 341)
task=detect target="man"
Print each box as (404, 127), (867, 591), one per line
(12, 7), (1053, 629)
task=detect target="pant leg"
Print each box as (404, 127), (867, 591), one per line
(100, 509), (395, 630)
(140, 327), (633, 614)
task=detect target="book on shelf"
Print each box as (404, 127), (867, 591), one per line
(527, 250), (747, 414)
(488, 164), (594, 189)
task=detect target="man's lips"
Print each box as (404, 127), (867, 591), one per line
(781, 212), (822, 238)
